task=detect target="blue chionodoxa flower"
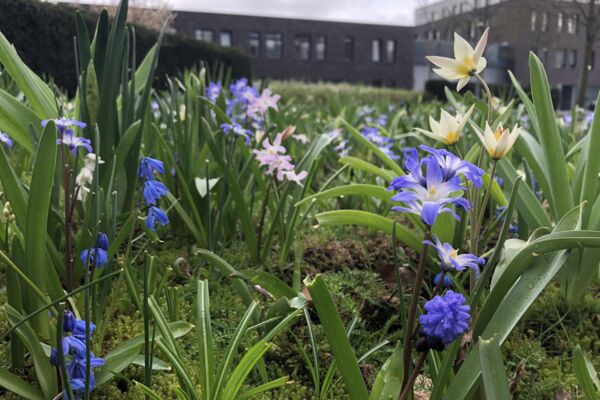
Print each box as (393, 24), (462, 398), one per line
(424, 234), (485, 277)
(419, 145), (484, 188)
(50, 311), (104, 399)
(0, 132), (13, 148)
(419, 290), (470, 346)
(80, 232), (109, 268)
(220, 122), (253, 145)
(138, 157), (165, 180)
(433, 273), (452, 288)
(206, 81), (222, 103)
(42, 118), (91, 155)
(389, 149), (470, 226)
(146, 206), (169, 231)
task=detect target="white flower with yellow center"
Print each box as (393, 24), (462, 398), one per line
(426, 27), (489, 92)
(476, 122), (522, 160)
(415, 105), (474, 145)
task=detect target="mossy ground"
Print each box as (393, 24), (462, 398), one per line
(1, 227), (598, 399)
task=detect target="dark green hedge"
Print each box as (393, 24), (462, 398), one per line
(0, 0), (251, 93)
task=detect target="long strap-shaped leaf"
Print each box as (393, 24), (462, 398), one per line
(197, 280), (214, 399)
(529, 52), (573, 219)
(478, 337), (511, 400)
(305, 275), (369, 400)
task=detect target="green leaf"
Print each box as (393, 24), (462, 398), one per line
(237, 377), (289, 400)
(0, 90), (36, 153)
(478, 337), (511, 400)
(96, 320), (192, 386)
(316, 210), (422, 252)
(305, 275), (369, 400)
(573, 346), (600, 399)
(296, 184), (393, 207)
(238, 270), (296, 299)
(529, 52), (573, 219)
(0, 367), (44, 400)
(339, 156), (396, 181)
(221, 341), (273, 400)
(25, 122), (57, 334)
(0, 32), (57, 118)
(339, 119), (403, 176)
(369, 342), (403, 400)
(197, 280), (214, 398)
(213, 301), (259, 400)
(5, 306), (57, 398)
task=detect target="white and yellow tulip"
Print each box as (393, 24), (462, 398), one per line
(476, 122), (521, 160)
(426, 28), (489, 92)
(415, 105), (475, 145)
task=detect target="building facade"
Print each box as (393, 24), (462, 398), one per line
(173, 12), (414, 89)
(414, 0), (600, 109)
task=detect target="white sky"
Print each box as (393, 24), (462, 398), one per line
(64, 0), (425, 26)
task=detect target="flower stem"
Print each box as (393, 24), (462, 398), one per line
(401, 227), (431, 390)
(477, 159), (497, 234)
(475, 74), (493, 125)
(61, 142), (74, 293)
(399, 352), (427, 400)
(256, 180), (273, 261)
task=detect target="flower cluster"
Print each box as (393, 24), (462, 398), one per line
(253, 132), (307, 185)
(50, 311), (104, 398)
(139, 157), (170, 231)
(389, 146), (482, 226)
(220, 122), (253, 145)
(419, 290), (470, 346)
(80, 233), (109, 268)
(415, 106), (474, 146)
(361, 126), (399, 160)
(75, 153), (104, 202)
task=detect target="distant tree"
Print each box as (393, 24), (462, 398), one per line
(79, 0), (176, 32)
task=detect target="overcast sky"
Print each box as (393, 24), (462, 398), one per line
(168, 0), (423, 26)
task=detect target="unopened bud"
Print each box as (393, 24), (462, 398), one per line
(281, 125), (297, 141)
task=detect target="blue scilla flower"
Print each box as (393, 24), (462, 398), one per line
(206, 81), (222, 103)
(0, 132), (13, 148)
(420, 290), (470, 345)
(66, 354), (104, 397)
(96, 233), (109, 251)
(63, 311), (76, 332)
(142, 179), (169, 205)
(80, 248), (108, 268)
(220, 122), (253, 145)
(420, 145), (484, 188)
(389, 154), (470, 226)
(138, 157), (165, 180)
(424, 235), (485, 277)
(72, 319), (96, 338)
(433, 273), (452, 288)
(146, 206), (169, 231)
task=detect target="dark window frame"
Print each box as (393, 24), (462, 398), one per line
(265, 32), (284, 60)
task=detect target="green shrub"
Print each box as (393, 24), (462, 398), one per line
(0, 0), (251, 94)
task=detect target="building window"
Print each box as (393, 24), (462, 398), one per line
(248, 32), (260, 58)
(541, 12), (548, 31)
(558, 12), (563, 32)
(315, 35), (326, 60)
(567, 15), (576, 34)
(385, 39), (396, 63)
(555, 49), (566, 68)
(265, 33), (283, 60)
(569, 49), (578, 68)
(195, 29), (214, 42)
(219, 31), (232, 47)
(531, 11), (537, 31)
(294, 35), (311, 60)
(372, 39), (382, 62)
(343, 37), (354, 61)
(591, 51), (596, 70)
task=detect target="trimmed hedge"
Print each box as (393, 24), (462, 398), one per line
(0, 0), (251, 93)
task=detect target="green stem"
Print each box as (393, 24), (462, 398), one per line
(399, 352), (427, 400)
(401, 227), (431, 390)
(475, 73), (494, 125)
(256, 180), (273, 261)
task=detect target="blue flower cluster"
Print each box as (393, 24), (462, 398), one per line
(138, 157), (170, 231)
(207, 78), (262, 135)
(80, 233), (109, 268)
(50, 311), (104, 398)
(389, 146), (483, 226)
(360, 126), (399, 160)
(419, 290), (470, 346)
(0, 131), (13, 148)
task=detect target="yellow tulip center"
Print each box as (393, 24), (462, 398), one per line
(444, 131), (459, 145)
(494, 127), (506, 141)
(459, 57), (477, 76)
